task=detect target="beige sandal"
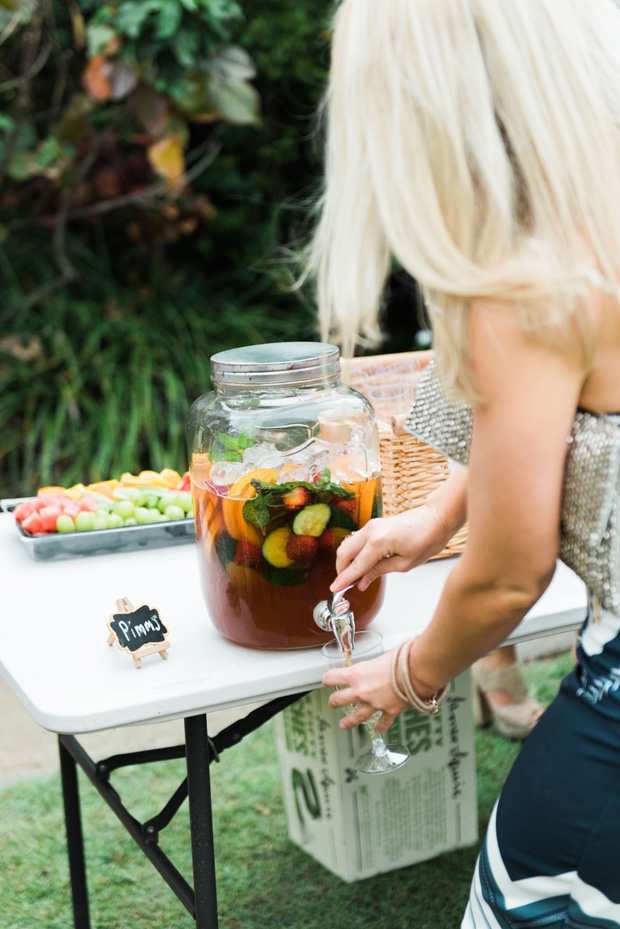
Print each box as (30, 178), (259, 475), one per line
(472, 660), (544, 741)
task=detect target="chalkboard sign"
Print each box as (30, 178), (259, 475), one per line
(107, 597), (170, 668)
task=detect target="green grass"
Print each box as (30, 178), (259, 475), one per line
(0, 651), (575, 929)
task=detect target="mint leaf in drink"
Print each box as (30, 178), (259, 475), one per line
(211, 431), (255, 463)
(238, 432), (254, 450)
(326, 483), (353, 499)
(328, 508), (357, 532)
(249, 469), (355, 501)
(313, 468), (332, 492)
(265, 567), (308, 586)
(217, 534), (238, 564)
(242, 496), (270, 531)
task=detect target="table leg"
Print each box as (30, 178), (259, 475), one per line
(58, 736), (91, 929)
(185, 714), (219, 929)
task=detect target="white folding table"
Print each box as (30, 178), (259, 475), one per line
(0, 514), (587, 927)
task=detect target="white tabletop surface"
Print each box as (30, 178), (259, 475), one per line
(0, 515), (587, 735)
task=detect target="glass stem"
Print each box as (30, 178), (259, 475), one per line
(371, 734), (388, 757)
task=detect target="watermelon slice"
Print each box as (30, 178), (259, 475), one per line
(21, 511), (44, 535)
(39, 505), (62, 532)
(63, 501), (82, 520)
(77, 494), (99, 512)
(12, 499), (38, 523)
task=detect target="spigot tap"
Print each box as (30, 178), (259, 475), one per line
(313, 584), (356, 654)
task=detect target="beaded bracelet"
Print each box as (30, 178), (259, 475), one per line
(390, 637), (449, 715)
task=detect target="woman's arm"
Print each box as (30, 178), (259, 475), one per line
(331, 463), (469, 592)
(324, 302), (586, 732)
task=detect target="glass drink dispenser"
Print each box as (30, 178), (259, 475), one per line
(187, 342), (385, 649)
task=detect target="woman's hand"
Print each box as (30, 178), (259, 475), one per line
(331, 503), (451, 593)
(321, 651), (409, 733)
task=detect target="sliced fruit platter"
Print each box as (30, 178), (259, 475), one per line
(1, 469), (195, 561)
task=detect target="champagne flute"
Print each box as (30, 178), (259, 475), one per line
(322, 630), (410, 775)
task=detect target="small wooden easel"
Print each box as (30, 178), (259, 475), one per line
(107, 597), (170, 669)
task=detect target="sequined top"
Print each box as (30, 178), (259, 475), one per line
(405, 280), (620, 614)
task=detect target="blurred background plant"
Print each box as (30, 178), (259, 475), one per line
(0, 0), (425, 496)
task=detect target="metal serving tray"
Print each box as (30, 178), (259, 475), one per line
(1, 498), (196, 562)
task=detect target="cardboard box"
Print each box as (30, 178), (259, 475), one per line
(275, 670), (477, 882)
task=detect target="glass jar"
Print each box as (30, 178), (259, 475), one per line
(187, 342), (385, 649)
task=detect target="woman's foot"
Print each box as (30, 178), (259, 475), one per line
(472, 651), (544, 741)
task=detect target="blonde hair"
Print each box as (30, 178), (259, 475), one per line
(309, 0), (620, 399)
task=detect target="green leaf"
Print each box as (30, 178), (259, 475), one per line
(208, 76), (260, 127)
(179, 0), (199, 11)
(210, 46), (255, 83)
(249, 471), (355, 502)
(156, 1), (182, 39)
(217, 534), (237, 565)
(0, 122), (35, 163)
(219, 433), (240, 450)
(6, 152), (37, 183)
(116, 1), (160, 39)
(171, 28), (200, 67)
(36, 137), (64, 168)
(206, 46), (259, 126)
(265, 567), (308, 587)
(242, 497), (269, 532)
(211, 430), (255, 462)
(324, 482), (352, 499)
(314, 469), (333, 491)
(211, 446), (238, 463)
(328, 508), (357, 532)
(86, 23), (116, 57)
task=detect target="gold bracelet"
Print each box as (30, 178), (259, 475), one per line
(390, 639), (410, 703)
(390, 637), (449, 715)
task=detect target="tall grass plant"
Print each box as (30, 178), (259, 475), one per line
(1, 254), (316, 496)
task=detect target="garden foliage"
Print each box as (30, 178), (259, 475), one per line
(0, 1), (420, 497)
(0, 0), (335, 495)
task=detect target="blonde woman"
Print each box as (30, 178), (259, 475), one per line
(313, 1), (620, 925)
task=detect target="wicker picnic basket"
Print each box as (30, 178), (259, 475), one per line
(342, 350), (468, 560)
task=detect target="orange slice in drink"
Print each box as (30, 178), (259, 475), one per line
(191, 453), (212, 487)
(202, 493), (221, 561)
(341, 476), (376, 527)
(222, 468), (279, 547)
(357, 477), (376, 526)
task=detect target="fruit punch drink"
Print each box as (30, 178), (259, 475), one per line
(188, 342), (386, 649)
(193, 467), (385, 649)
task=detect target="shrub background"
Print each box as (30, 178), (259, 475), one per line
(0, 0), (422, 496)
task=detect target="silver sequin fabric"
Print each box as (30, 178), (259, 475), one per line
(406, 360), (620, 613)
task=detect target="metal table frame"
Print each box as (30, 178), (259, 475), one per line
(58, 693), (306, 929)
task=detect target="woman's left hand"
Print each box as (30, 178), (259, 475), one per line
(322, 651), (409, 733)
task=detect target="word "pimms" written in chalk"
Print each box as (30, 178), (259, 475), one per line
(115, 609), (163, 642)
(107, 598), (170, 669)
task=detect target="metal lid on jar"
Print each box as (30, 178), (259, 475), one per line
(210, 342), (341, 387)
